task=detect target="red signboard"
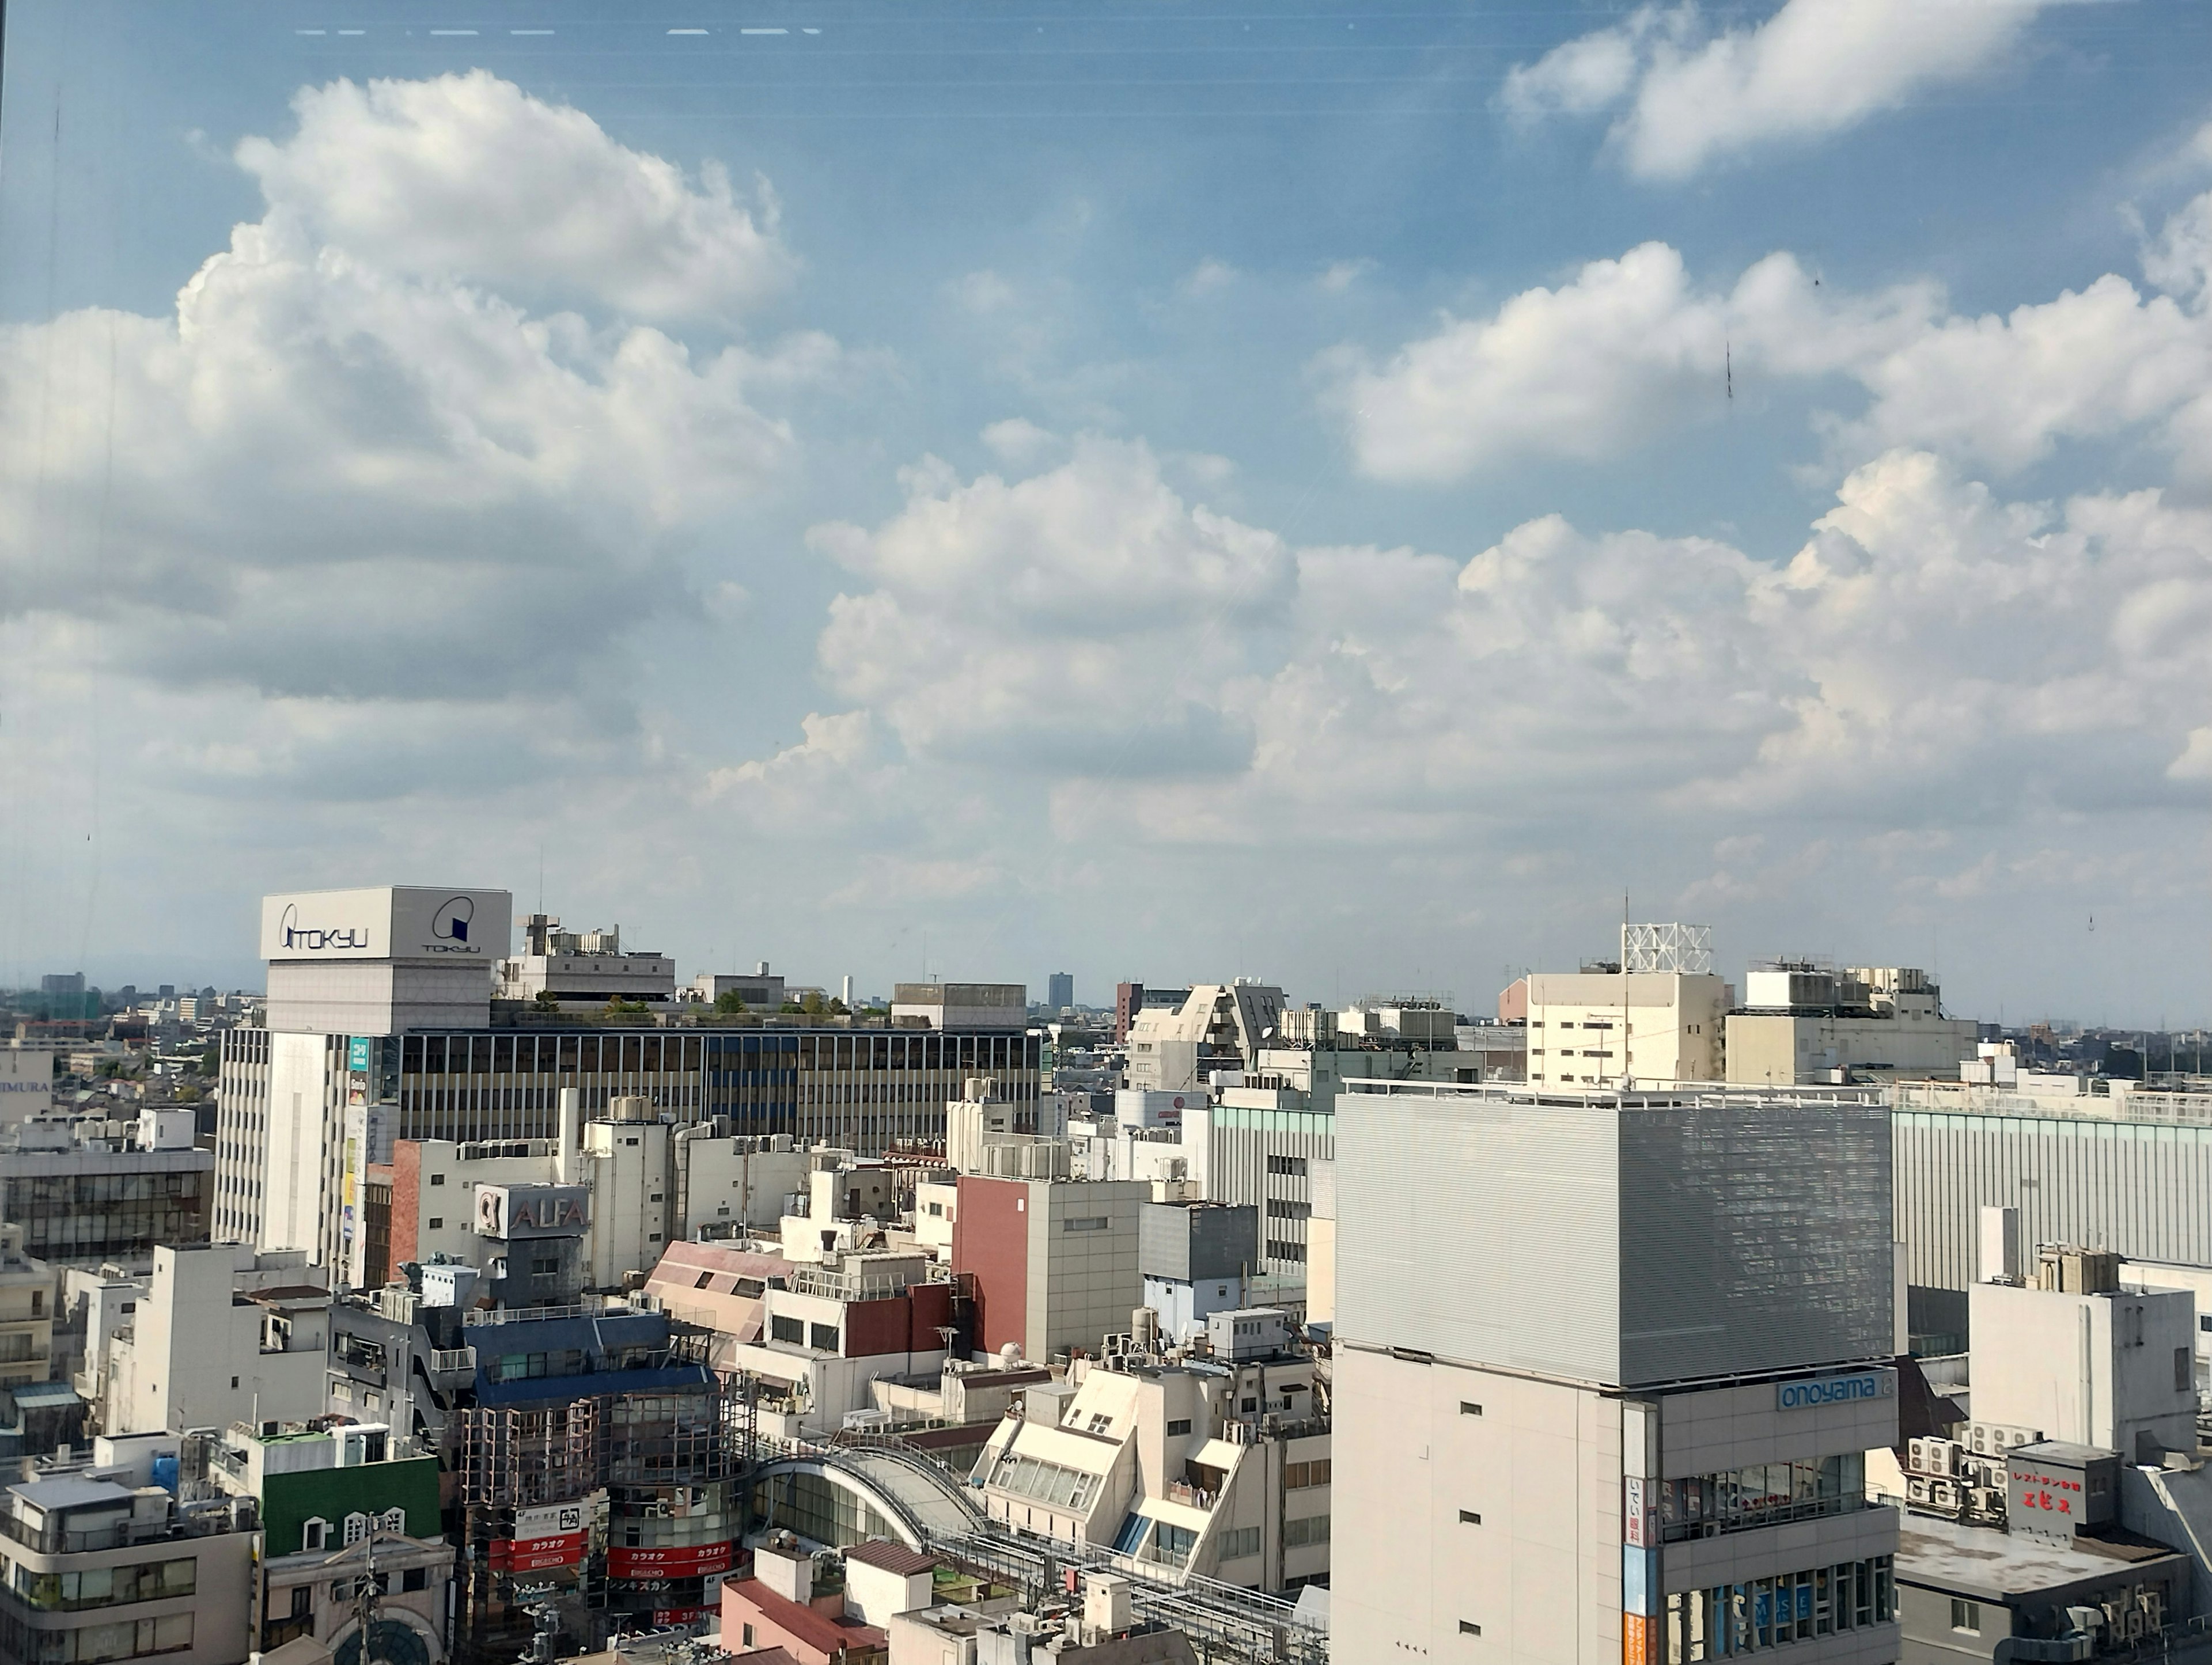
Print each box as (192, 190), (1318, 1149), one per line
(652, 1609), (706, 1627)
(608, 1543), (734, 1579)
(490, 1531), (588, 1572)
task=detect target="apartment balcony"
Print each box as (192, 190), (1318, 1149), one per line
(425, 1346), (477, 1385)
(1164, 1481), (1218, 1511)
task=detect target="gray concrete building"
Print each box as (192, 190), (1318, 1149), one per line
(1330, 1079), (1903, 1665)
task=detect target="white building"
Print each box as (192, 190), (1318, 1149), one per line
(497, 912), (676, 1006)
(1330, 1080), (1901, 1665)
(969, 1308), (1330, 1591)
(1124, 984), (1286, 1092)
(1726, 965), (1976, 1086)
(93, 1244), (329, 1436)
(220, 885), (512, 1265)
(1523, 970), (1732, 1088)
(1969, 1239), (2197, 1464)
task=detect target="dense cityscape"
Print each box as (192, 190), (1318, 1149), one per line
(0, 888), (2204, 1665)
(6, 2), (2212, 1664)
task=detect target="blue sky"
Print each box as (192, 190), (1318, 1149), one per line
(2, 1), (2210, 1025)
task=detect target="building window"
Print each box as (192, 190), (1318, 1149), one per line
(426, 1218), (443, 1231)
(1165, 1419), (1192, 1437)
(1951, 1600), (1981, 1635)
(770, 1314), (804, 1345)
(1461, 1401), (1483, 1416)
(1219, 1526), (1261, 1560)
(743, 1626), (756, 1647)
(1286, 1459), (1331, 1488)
(1460, 1621), (1482, 1637)
(810, 1322), (840, 1352)
(1460, 1510), (1482, 1524)
(430, 1173), (445, 1185)
(302, 1518), (329, 1552)
(694, 1270), (715, 1289)
(1283, 1514), (1330, 1546)
(1064, 1216), (1109, 1232)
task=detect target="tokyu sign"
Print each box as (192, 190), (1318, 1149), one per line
(261, 887), (512, 964)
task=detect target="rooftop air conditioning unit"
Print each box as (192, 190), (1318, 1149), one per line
(1907, 1477), (1932, 1504)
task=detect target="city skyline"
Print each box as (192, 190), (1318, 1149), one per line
(2, 3), (2209, 1021)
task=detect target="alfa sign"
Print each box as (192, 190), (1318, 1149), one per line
(1776, 1371), (1895, 1411)
(475, 1184), (589, 1239)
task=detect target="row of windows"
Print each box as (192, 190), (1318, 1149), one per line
(1265, 1199), (1310, 1220)
(1266, 1239), (1307, 1263)
(1658, 1455), (1867, 1539)
(1662, 1556), (1894, 1662)
(1282, 1513), (1330, 1547)
(767, 1315), (840, 1352)
(982, 1451), (1101, 1512)
(396, 1030), (1043, 1076)
(16, 1614), (193, 1664)
(10, 1558), (195, 1613)
(1285, 1459), (1331, 1488)
(1265, 1155), (1308, 1177)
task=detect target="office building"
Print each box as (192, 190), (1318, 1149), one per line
(690, 962), (789, 1011)
(1522, 969), (1731, 1088)
(724, 1250), (956, 1439)
(496, 915), (676, 1007)
(1727, 966), (1976, 1087)
(953, 1174), (1148, 1363)
(218, 885), (513, 1267)
(1331, 1080), (1901, 1665)
(1139, 1201), (1259, 1341)
(0, 1460), (256, 1665)
(0, 1108), (211, 1268)
(1891, 1085), (2212, 1353)
(219, 886), (1041, 1262)
(891, 984), (1029, 1031)
(1114, 983), (1192, 1045)
(90, 1245), (329, 1436)
(1893, 1515), (2187, 1665)
(1124, 984), (1287, 1093)
(0, 1045), (55, 1125)
(1048, 973), (1075, 1013)
(204, 1419), (453, 1662)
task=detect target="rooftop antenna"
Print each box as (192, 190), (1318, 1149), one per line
(1620, 890), (1633, 1091)
(1725, 340), (1733, 403)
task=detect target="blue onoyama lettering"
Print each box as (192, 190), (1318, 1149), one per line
(1777, 1372), (1893, 1410)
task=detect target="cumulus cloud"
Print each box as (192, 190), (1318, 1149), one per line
(1339, 191), (2212, 480)
(236, 71), (794, 323)
(770, 434), (2209, 873)
(805, 438), (1291, 774)
(1335, 242), (1934, 479)
(0, 72), (830, 730)
(1506, 0), (2052, 180)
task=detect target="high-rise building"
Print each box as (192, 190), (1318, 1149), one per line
(1330, 1079), (1902, 1665)
(1048, 972), (1075, 1011)
(219, 888), (1041, 1269)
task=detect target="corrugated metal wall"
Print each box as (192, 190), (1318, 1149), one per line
(1338, 1089), (1893, 1390)
(1619, 1101), (1892, 1384)
(1894, 1110), (2212, 1290)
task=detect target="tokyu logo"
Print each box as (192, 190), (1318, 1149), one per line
(279, 903), (370, 954)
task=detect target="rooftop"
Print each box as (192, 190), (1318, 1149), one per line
(846, 1539), (938, 1576)
(1897, 1516), (2185, 1601)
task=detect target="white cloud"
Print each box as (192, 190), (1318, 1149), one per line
(1505, 0), (2052, 181)
(1339, 202), (2212, 480)
(0, 71), (832, 769)
(1335, 242), (1934, 479)
(980, 417), (1060, 467)
(237, 71), (794, 323)
(777, 434), (2210, 882)
(804, 438), (1291, 773)
(1179, 258), (1238, 298)
(1317, 259), (1377, 294)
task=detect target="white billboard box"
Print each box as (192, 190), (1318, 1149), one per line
(261, 888), (513, 965)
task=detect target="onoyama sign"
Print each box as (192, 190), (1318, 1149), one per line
(260, 887), (513, 964)
(475, 1183), (590, 1239)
